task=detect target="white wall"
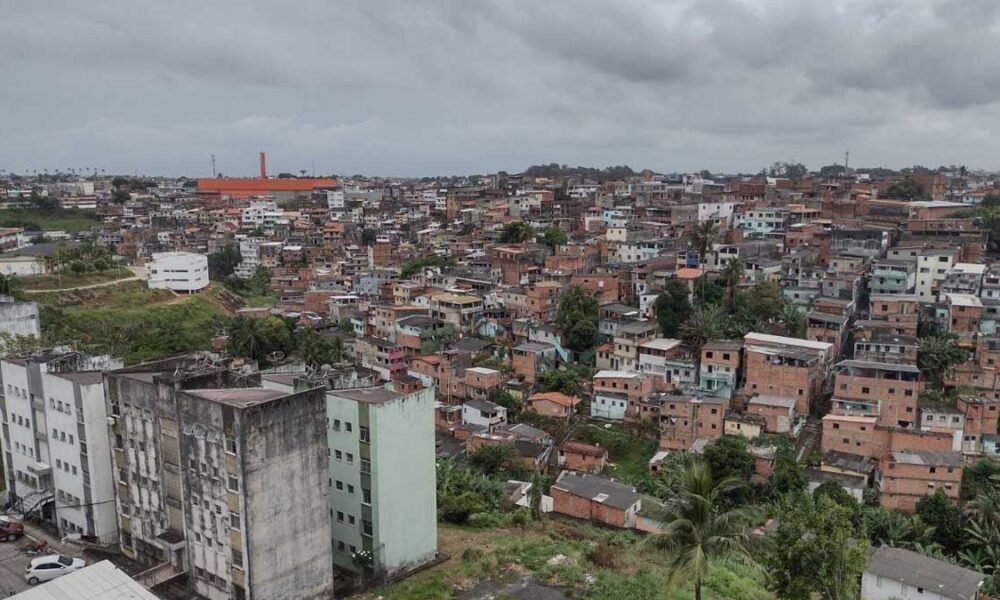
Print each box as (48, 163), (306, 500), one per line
(148, 252), (209, 293)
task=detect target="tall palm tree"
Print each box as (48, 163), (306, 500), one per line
(652, 460), (758, 600)
(688, 221), (720, 268)
(719, 258), (744, 313)
(681, 304), (724, 373)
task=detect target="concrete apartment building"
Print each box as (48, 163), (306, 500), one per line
(0, 351), (122, 542)
(147, 251), (210, 293)
(698, 340), (742, 399)
(104, 356), (333, 600)
(914, 248), (958, 300)
(324, 383), (437, 578)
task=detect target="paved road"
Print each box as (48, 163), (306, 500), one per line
(22, 267), (147, 294)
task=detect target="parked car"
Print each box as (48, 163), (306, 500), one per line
(0, 516), (23, 541)
(24, 555), (85, 585)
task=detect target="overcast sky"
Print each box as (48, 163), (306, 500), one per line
(3, 0), (1000, 177)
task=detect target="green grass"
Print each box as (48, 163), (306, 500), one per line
(15, 269), (132, 291)
(41, 293), (228, 364)
(235, 292), (278, 308)
(572, 422), (658, 483)
(365, 522), (774, 600)
(32, 280), (175, 311)
(0, 208), (99, 233)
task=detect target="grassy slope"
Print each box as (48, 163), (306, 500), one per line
(0, 208), (99, 233)
(14, 269), (133, 291)
(365, 522), (773, 600)
(572, 422), (658, 483)
(38, 281), (230, 364)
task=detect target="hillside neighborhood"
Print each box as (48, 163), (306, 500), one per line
(0, 163), (995, 599)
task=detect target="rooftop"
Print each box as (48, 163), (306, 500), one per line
(890, 449), (964, 467)
(185, 387), (288, 408)
(552, 471), (640, 510)
(332, 386), (403, 404)
(866, 546), (983, 599)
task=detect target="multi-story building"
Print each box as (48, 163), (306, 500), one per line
(657, 395), (724, 451)
(742, 333), (834, 415)
(323, 383), (437, 578)
(915, 248), (959, 300)
(0, 351), (122, 542)
(878, 449), (964, 512)
(698, 340), (742, 399)
(105, 356), (333, 600)
(830, 360), (921, 428)
(148, 251), (210, 293)
(869, 260), (916, 295)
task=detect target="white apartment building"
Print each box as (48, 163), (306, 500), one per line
(148, 252), (209, 293)
(915, 248), (958, 300)
(233, 235), (264, 279)
(240, 201), (281, 229)
(0, 351), (123, 542)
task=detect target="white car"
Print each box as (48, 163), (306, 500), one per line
(24, 554), (85, 585)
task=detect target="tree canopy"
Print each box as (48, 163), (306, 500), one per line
(555, 285), (599, 353)
(497, 221), (534, 244)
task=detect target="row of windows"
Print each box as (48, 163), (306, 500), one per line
(54, 459), (78, 475)
(56, 489), (81, 507)
(12, 442), (34, 459)
(49, 398), (73, 415)
(51, 428), (75, 445)
(10, 413), (31, 428)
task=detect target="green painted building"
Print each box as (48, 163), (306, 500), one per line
(326, 384), (438, 578)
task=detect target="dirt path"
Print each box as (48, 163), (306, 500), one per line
(22, 267), (147, 293)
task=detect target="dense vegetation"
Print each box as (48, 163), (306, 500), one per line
(0, 208), (99, 233)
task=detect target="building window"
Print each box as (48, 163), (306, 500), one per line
(362, 488), (371, 504)
(232, 549), (243, 568)
(230, 513), (240, 528)
(359, 426), (370, 443)
(362, 520), (373, 536)
(227, 476), (240, 492)
(346, 453), (354, 464)
(337, 511), (344, 522)
(360, 458), (371, 474)
(345, 422), (353, 432)
(333, 419), (341, 431)
(335, 450), (343, 461)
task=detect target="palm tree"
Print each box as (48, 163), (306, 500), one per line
(719, 258), (744, 313)
(681, 303), (724, 373)
(918, 333), (969, 390)
(688, 221), (720, 268)
(651, 460), (758, 600)
(779, 304), (806, 338)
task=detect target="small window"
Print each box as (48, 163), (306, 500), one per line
(227, 476), (240, 492)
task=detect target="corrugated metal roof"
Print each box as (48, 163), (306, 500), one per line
(11, 560), (159, 599)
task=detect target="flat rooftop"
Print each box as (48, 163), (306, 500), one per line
(331, 387), (402, 404)
(185, 387), (288, 408)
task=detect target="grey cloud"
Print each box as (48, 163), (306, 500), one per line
(2, 0), (1000, 176)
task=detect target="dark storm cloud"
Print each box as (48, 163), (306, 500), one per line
(2, 0), (1000, 176)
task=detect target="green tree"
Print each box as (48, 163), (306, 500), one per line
(226, 316), (293, 367)
(780, 305), (806, 338)
(208, 244), (242, 280)
(884, 177), (929, 201)
(360, 228), (378, 246)
(703, 435), (754, 483)
(688, 221), (719, 269)
(681, 303), (724, 370)
(489, 389), (522, 420)
(111, 188), (131, 204)
(718, 258), (744, 313)
(915, 490), (964, 553)
(497, 221), (534, 243)
(765, 494), (869, 600)
(769, 438), (807, 496)
(768, 161), (809, 180)
(330, 335), (344, 363)
(400, 255), (448, 279)
(539, 227), (568, 249)
(296, 328), (336, 368)
(918, 333), (968, 390)
(654, 279), (692, 337)
(536, 366), (589, 396)
(555, 285), (599, 352)
(469, 444), (525, 478)
(651, 459), (759, 600)
(962, 459), (1000, 500)
(812, 481), (857, 510)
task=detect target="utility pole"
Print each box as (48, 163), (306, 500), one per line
(211, 154), (217, 178)
(844, 150), (850, 176)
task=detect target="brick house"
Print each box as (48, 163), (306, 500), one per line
(699, 340), (743, 399)
(525, 391), (581, 420)
(550, 471), (642, 529)
(557, 442), (609, 474)
(592, 370), (654, 421)
(658, 396), (725, 451)
(830, 360), (921, 428)
(742, 333), (834, 416)
(746, 395), (795, 433)
(511, 341), (558, 385)
(878, 450), (964, 512)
